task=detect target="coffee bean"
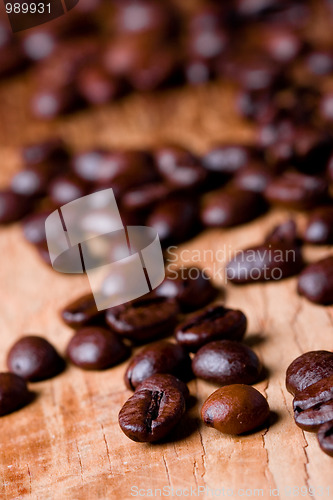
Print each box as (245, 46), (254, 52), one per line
(121, 183), (170, 212)
(259, 26), (301, 63)
(192, 340), (261, 386)
(106, 296), (179, 343)
(7, 336), (65, 382)
(31, 85), (78, 120)
(61, 293), (105, 329)
(298, 256), (333, 305)
(317, 421), (333, 457)
(11, 167), (51, 197)
(22, 210), (51, 245)
(201, 384), (270, 435)
(264, 172), (329, 210)
(202, 145), (255, 176)
(187, 28), (227, 61)
(155, 267), (218, 312)
(0, 190), (32, 224)
(135, 373), (190, 401)
(265, 219), (298, 245)
(306, 50), (333, 76)
(200, 187), (265, 228)
(293, 374), (333, 412)
(103, 36), (150, 78)
(293, 129), (332, 174)
(286, 351), (333, 396)
(21, 139), (69, 167)
(319, 93), (333, 123)
(147, 197), (198, 245)
(175, 304), (247, 352)
(226, 240), (303, 284)
(304, 207), (333, 245)
(294, 401), (333, 432)
(76, 64), (120, 105)
(48, 175), (88, 206)
(233, 162), (275, 194)
(184, 58), (214, 85)
(66, 327), (130, 370)
(226, 55), (280, 92)
(127, 46), (177, 92)
(124, 341), (191, 390)
(118, 385), (185, 442)
(0, 373), (31, 416)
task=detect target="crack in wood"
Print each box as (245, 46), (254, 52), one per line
(100, 423), (112, 476)
(74, 440), (84, 484)
(301, 433), (315, 500)
(27, 464), (32, 496)
(162, 455), (171, 487)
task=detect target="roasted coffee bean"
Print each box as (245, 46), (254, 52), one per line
(0, 373), (31, 416)
(264, 172), (329, 210)
(147, 197), (198, 245)
(187, 27), (227, 61)
(21, 139), (69, 167)
(0, 190), (32, 224)
(118, 385), (185, 442)
(304, 207), (333, 245)
(22, 210), (51, 245)
(154, 145), (206, 191)
(235, 0), (282, 17)
(127, 46), (177, 91)
(317, 421), (333, 457)
(265, 219), (298, 245)
(236, 88), (276, 124)
(298, 256), (333, 305)
(200, 187), (265, 228)
(293, 374), (333, 412)
(286, 351), (333, 396)
(305, 50), (333, 76)
(11, 166), (51, 197)
(293, 129), (332, 174)
(103, 36), (150, 78)
(31, 85), (78, 120)
(61, 293), (105, 329)
(202, 145), (255, 177)
(66, 327), (130, 370)
(21, 29), (57, 62)
(124, 341), (191, 390)
(192, 340), (261, 386)
(319, 93), (333, 123)
(184, 58), (214, 85)
(7, 336), (65, 382)
(106, 296), (179, 343)
(259, 25), (301, 63)
(294, 401), (333, 432)
(76, 65), (120, 105)
(155, 267), (218, 312)
(233, 163), (275, 194)
(175, 304), (247, 352)
(201, 384), (270, 435)
(48, 175), (88, 206)
(121, 183), (170, 212)
(226, 55), (280, 92)
(135, 373), (190, 401)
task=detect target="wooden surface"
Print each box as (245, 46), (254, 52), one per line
(0, 73), (333, 500)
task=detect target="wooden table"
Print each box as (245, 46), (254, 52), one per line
(0, 74), (332, 499)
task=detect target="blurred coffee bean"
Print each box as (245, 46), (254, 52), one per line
(31, 84), (79, 120)
(0, 190), (32, 224)
(21, 139), (69, 167)
(293, 129), (332, 174)
(319, 93), (333, 123)
(187, 28), (228, 61)
(48, 175), (88, 206)
(202, 144), (257, 177)
(298, 256), (333, 305)
(233, 162), (275, 193)
(305, 50), (333, 76)
(0, 373), (31, 416)
(61, 293), (105, 329)
(304, 207), (333, 245)
(286, 350), (333, 396)
(103, 36), (150, 78)
(127, 47), (178, 91)
(121, 183), (170, 212)
(184, 58), (214, 85)
(259, 25), (302, 63)
(11, 166), (51, 197)
(21, 30), (57, 62)
(317, 421), (333, 457)
(22, 210), (51, 245)
(226, 54), (280, 92)
(76, 65), (120, 105)
(235, 0), (283, 17)
(200, 187), (265, 227)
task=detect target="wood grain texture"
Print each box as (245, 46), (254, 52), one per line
(0, 75), (332, 500)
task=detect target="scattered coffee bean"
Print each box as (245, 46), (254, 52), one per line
(124, 341), (191, 390)
(0, 190), (32, 224)
(106, 296), (179, 343)
(21, 139), (68, 167)
(61, 293), (105, 329)
(233, 163), (275, 194)
(201, 384), (270, 435)
(48, 175), (88, 206)
(298, 256), (333, 305)
(317, 421), (333, 457)
(7, 336), (65, 382)
(135, 373), (190, 402)
(294, 401), (333, 432)
(66, 327), (130, 370)
(202, 145), (255, 177)
(22, 210), (51, 245)
(304, 207), (333, 245)
(118, 384), (185, 443)
(175, 304), (247, 352)
(192, 340), (261, 386)
(0, 373), (31, 416)
(286, 350), (333, 396)
(293, 374), (333, 412)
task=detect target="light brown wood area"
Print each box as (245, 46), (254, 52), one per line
(0, 76), (333, 500)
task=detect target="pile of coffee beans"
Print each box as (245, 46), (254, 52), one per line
(286, 351), (333, 457)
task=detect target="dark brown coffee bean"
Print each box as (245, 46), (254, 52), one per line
(147, 197), (198, 245)
(184, 58), (214, 85)
(66, 327), (130, 370)
(135, 373), (189, 401)
(61, 293), (105, 329)
(106, 296), (179, 343)
(21, 29), (57, 62)
(202, 145), (255, 176)
(7, 336), (65, 382)
(103, 36), (150, 78)
(305, 51), (333, 76)
(76, 65), (120, 105)
(298, 256), (333, 305)
(259, 26), (301, 63)
(229, 55), (280, 92)
(319, 93), (333, 122)
(0, 190), (32, 224)
(0, 373), (31, 416)
(11, 166), (51, 198)
(31, 84), (78, 120)
(200, 187), (265, 228)
(124, 341), (191, 390)
(21, 139), (69, 167)
(317, 421), (333, 457)
(226, 239), (303, 284)
(265, 219), (299, 245)
(127, 46), (177, 91)
(155, 267), (218, 312)
(154, 145), (206, 191)
(286, 351), (333, 396)
(264, 172), (329, 210)
(293, 374), (333, 412)
(293, 129), (332, 174)
(187, 28), (227, 61)
(48, 175), (88, 206)
(235, 0), (282, 17)
(22, 210), (51, 245)
(121, 183), (170, 212)
(233, 162), (275, 193)
(175, 304), (247, 352)
(294, 401), (333, 432)
(304, 207), (333, 245)
(192, 340), (261, 386)
(201, 384), (270, 435)
(118, 385), (185, 442)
